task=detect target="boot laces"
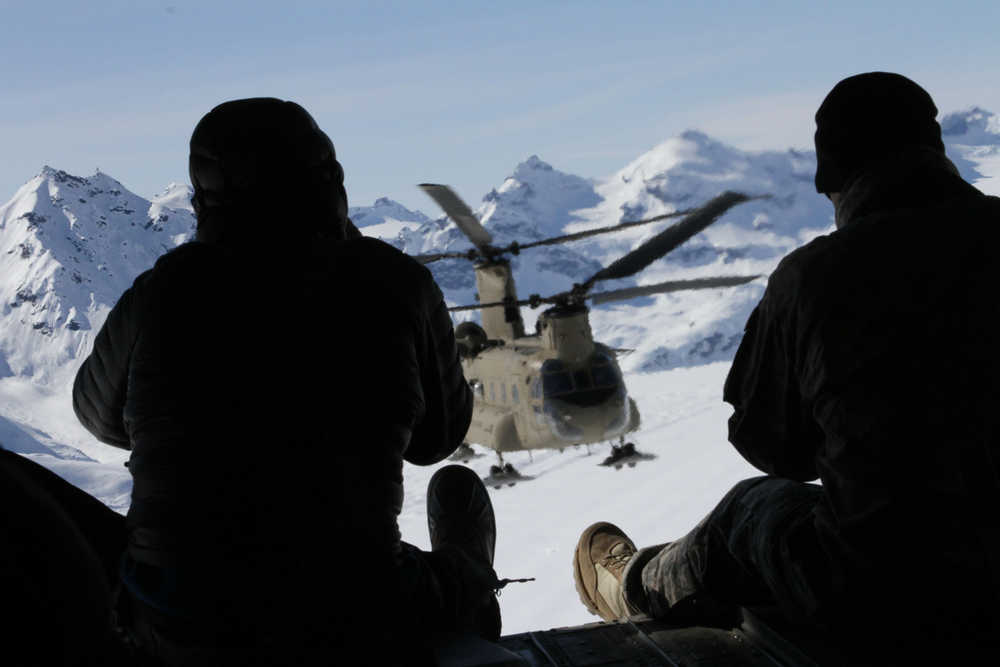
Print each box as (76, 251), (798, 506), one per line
(601, 544), (634, 577)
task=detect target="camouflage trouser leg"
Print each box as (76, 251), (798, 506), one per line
(623, 476), (828, 622)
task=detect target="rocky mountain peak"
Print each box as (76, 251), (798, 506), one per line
(152, 182), (194, 213)
(518, 154), (553, 172)
(0, 168), (195, 384)
(348, 197), (430, 231)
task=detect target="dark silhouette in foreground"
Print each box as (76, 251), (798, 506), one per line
(0, 448), (129, 666)
(574, 72), (1000, 663)
(7, 97), (499, 665)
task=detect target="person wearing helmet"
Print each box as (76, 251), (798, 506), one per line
(72, 98), (498, 665)
(573, 73), (1000, 660)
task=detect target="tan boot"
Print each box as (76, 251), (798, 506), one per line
(572, 522), (638, 622)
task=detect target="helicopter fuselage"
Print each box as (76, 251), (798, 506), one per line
(461, 336), (640, 453)
(419, 184), (759, 462)
(457, 259), (640, 453)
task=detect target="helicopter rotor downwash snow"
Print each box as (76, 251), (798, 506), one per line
(414, 184), (764, 486)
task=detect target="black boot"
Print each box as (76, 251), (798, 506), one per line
(427, 465), (501, 640)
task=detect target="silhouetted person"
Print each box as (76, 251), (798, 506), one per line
(72, 98), (498, 665)
(572, 73), (1000, 661)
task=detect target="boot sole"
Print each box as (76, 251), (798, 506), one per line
(427, 464), (496, 563)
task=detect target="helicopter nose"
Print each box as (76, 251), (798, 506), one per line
(544, 400), (624, 442)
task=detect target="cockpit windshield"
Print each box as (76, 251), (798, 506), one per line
(540, 353), (623, 407)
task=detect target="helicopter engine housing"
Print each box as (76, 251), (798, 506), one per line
(538, 306), (595, 363)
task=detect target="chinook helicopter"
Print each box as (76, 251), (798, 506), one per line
(414, 185), (762, 486)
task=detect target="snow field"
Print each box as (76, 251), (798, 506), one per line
(398, 362), (759, 635)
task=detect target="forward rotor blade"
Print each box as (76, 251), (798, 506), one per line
(586, 191), (762, 287)
(588, 275), (761, 305)
(499, 207), (700, 253)
(418, 184), (494, 252)
(415, 208), (696, 264)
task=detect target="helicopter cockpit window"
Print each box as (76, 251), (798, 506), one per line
(591, 353), (621, 389)
(540, 354), (625, 407)
(541, 359), (574, 397)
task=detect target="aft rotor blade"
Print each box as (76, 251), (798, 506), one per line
(418, 184), (494, 251)
(448, 296), (540, 313)
(588, 275), (761, 305)
(585, 191), (762, 287)
(448, 274), (760, 312)
(413, 250), (474, 264)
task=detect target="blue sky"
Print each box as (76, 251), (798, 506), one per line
(2, 1), (999, 212)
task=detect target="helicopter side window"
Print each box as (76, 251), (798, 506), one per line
(501, 383), (507, 403)
(531, 379), (542, 400)
(511, 384), (519, 404)
(490, 383), (495, 403)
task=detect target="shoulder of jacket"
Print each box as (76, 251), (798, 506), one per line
(146, 241), (217, 274)
(977, 193), (1000, 212)
(122, 242), (222, 300)
(147, 241), (227, 278)
(768, 232), (840, 294)
(348, 237), (435, 281)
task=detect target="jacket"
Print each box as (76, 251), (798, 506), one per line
(73, 235), (472, 625)
(724, 147), (1000, 637)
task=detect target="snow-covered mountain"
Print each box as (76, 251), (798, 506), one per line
(2, 107), (999, 630)
(395, 156), (607, 306)
(942, 107), (1000, 194)
(6, 108), (996, 388)
(0, 168), (195, 386)
(349, 196), (431, 239)
(381, 134), (828, 371)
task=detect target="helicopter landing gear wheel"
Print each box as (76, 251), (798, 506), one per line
(450, 442), (477, 463)
(485, 459), (524, 489)
(602, 443), (625, 467)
